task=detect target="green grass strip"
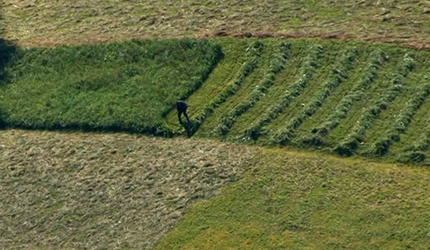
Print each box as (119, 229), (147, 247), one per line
(334, 53), (416, 156)
(301, 49), (388, 146)
(188, 41), (264, 134)
(399, 112), (430, 163)
(213, 42), (291, 136)
(242, 44), (323, 140)
(369, 81), (430, 156)
(0, 39), (222, 136)
(271, 47), (359, 145)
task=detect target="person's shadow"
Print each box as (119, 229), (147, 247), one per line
(0, 38), (17, 129)
(182, 121), (194, 137)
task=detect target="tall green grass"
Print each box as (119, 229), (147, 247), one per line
(0, 39), (221, 134)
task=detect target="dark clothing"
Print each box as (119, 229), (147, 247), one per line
(176, 100), (188, 112)
(176, 100), (190, 124)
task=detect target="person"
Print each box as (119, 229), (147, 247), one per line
(176, 100), (190, 124)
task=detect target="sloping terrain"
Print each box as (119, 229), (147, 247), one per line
(1, 38), (429, 164)
(0, 39), (221, 134)
(167, 38), (430, 165)
(156, 147), (430, 249)
(1, 0), (430, 49)
(2, 129), (430, 249)
(0, 130), (255, 249)
(1, 1), (430, 249)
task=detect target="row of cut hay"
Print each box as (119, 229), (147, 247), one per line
(270, 47), (359, 145)
(333, 53), (416, 156)
(213, 42), (291, 136)
(368, 81), (430, 156)
(399, 113), (430, 163)
(301, 50), (388, 146)
(242, 44), (323, 140)
(188, 41), (264, 134)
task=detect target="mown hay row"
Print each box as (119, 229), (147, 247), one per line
(271, 47), (359, 145)
(188, 41), (264, 134)
(368, 81), (430, 156)
(213, 42), (291, 136)
(334, 53), (416, 156)
(242, 44), (323, 140)
(399, 111), (430, 163)
(301, 50), (388, 146)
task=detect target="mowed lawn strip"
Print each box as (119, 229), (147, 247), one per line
(155, 148), (430, 249)
(0, 39), (221, 134)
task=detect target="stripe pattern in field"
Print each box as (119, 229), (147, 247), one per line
(166, 39), (430, 164)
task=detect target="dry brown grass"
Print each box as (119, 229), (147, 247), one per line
(0, 129), (256, 249)
(1, 0), (429, 49)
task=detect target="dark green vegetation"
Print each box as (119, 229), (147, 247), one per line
(0, 130), (255, 249)
(0, 39), (221, 134)
(156, 148), (430, 249)
(1, 38), (429, 164)
(2, 0), (430, 49)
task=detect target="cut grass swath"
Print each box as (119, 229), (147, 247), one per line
(368, 81), (430, 156)
(242, 44), (323, 140)
(334, 53), (416, 156)
(271, 47), (359, 145)
(213, 42), (291, 136)
(301, 49), (388, 146)
(399, 113), (430, 163)
(188, 41), (264, 134)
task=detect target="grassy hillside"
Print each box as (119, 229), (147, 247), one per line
(1, 0), (429, 49)
(2, 129), (430, 249)
(0, 39), (221, 134)
(0, 130), (255, 249)
(156, 147), (430, 249)
(0, 37), (429, 164)
(168, 38), (430, 165)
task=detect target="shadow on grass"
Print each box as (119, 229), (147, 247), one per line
(0, 38), (17, 128)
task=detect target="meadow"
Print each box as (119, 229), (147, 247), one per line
(2, 0), (430, 249)
(2, 130), (430, 249)
(0, 39), (221, 134)
(1, 0), (429, 49)
(1, 37), (429, 164)
(0, 130), (255, 249)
